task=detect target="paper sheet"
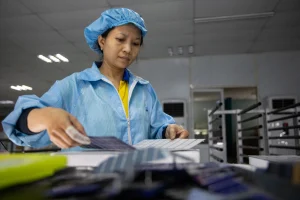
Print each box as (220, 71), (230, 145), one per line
(134, 139), (205, 150)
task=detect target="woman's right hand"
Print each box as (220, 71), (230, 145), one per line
(28, 107), (90, 149)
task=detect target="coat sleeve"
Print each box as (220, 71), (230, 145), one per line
(147, 84), (175, 139)
(1, 81), (64, 148)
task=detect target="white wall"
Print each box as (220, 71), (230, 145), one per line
(191, 54), (257, 88)
(256, 51), (300, 101)
(130, 58), (190, 101)
(130, 51), (300, 103)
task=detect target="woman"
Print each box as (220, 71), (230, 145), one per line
(2, 8), (189, 151)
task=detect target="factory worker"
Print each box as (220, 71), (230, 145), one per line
(2, 8), (189, 151)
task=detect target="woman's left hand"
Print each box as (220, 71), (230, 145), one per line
(165, 124), (189, 139)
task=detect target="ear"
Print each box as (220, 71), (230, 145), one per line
(98, 35), (105, 51)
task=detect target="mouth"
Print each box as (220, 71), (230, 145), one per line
(118, 56), (130, 61)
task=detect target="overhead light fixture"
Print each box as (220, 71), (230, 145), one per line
(194, 12), (274, 24)
(48, 55), (61, 62)
(10, 85), (21, 91)
(0, 100), (14, 105)
(21, 85), (32, 90)
(38, 55), (52, 63)
(55, 54), (69, 62)
(10, 85), (33, 91)
(37, 54), (69, 63)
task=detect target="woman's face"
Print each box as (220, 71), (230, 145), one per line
(98, 24), (142, 69)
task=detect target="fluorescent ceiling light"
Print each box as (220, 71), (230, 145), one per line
(21, 85), (32, 90)
(194, 12), (274, 24)
(10, 85), (32, 91)
(55, 54), (69, 62)
(48, 55), (61, 62)
(38, 55), (52, 63)
(0, 100), (14, 105)
(10, 85), (22, 91)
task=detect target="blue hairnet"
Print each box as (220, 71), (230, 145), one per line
(84, 8), (147, 54)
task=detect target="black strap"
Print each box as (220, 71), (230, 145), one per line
(16, 107), (38, 135)
(162, 125), (168, 139)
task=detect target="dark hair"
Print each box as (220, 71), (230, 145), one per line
(98, 26), (144, 54)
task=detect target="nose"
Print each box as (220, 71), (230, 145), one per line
(122, 42), (132, 54)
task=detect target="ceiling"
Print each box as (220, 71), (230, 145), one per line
(0, 0), (300, 103)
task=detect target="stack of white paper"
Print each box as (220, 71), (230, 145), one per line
(134, 139), (205, 150)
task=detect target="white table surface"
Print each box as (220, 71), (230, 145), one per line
(53, 149), (201, 167)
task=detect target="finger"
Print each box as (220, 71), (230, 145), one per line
(168, 126), (176, 140)
(69, 115), (87, 136)
(174, 125), (188, 138)
(65, 126), (91, 145)
(49, 132), (70, 149)
(178, 130), (189, 139)
(53, 129), (79, 147)
(174, 125), (183, 137)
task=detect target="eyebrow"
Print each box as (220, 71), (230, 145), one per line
(119, 32), (141, 40)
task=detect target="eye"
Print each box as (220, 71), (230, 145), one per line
(133, 42), (140, 46)
(116, 38), (124, 42)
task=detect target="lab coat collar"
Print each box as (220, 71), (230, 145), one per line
(78, 62), (149, 85)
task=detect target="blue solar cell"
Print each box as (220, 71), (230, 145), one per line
(81, 136), (136, 150)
